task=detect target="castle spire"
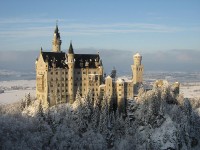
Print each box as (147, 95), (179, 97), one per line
(54, 20), (59, 34)
(52, 22), (62, 52)
(68, 41), (74, 54)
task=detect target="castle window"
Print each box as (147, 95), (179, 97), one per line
(56, 72), (58, 75)
(83, 72), (86, 74)
(94, 71), (96, 74)
(62, 83), (64, 86)
(95, 76), (98, 80)
(51, 72), (53, 75)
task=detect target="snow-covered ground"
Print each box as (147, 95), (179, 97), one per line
(180, 82), (200, 98)
(0, 80), (35, 104)
(0, 70), (199, 104)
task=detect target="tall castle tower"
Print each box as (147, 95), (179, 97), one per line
(52, 24), (62, 52)
(132, 53), (144, 84)
(67, 42), (75, 103)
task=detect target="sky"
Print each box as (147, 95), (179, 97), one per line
(0, 0), (200, 72)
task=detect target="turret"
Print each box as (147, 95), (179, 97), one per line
(67, 42), (75, 66)
(52, 24), (62, 52)
(134, 53), (142, 65)
(67, 42), (75, 103)
(131, 52), (144, 84)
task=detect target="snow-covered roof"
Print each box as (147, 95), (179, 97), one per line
(116, 76), (132, 82)
(105, 75), (112, 79)
(116, 78), (124, 83)
(99, 84), (106, 88)
(134, 53), (141, 57)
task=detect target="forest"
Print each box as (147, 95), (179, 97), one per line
(0, 83), (200, 150)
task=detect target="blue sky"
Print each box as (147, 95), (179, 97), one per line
(0, 0), (200, 52)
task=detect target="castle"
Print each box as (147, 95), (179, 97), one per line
(35, 25), (144, 110)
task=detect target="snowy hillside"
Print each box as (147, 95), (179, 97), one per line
(0, 80), (35, 104)
(0, 84), (200, 149)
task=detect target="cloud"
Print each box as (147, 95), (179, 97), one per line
(0, 49), (199, 74)
(143, 49), (200, 71)
(60, 23), (184, 35)
(0, 16), (190, 38)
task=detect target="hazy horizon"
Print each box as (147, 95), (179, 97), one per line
(0, 48), (200, 75)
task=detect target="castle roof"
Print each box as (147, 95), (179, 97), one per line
(74, 54), (100, 68)
(68, 42), (74, 54)
(54, 25), (60, 39)
(41, 52), (100, 69)
(41, 52), (67, 68)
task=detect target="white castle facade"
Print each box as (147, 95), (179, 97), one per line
(35, 25), (144, 110)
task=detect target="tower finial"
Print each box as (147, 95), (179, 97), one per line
(40, 47), (43, 53)
(54, 20), (59, 33)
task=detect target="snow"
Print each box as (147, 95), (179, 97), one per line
(105, 75), (111, 79)
(151, 116), (177, 150)
(180, 82), (200, 98)
(0, 80), (35, 88)
(134, 53), (141, 57)
(116, 78), (124, 83)
(0, 80), (35, 104)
